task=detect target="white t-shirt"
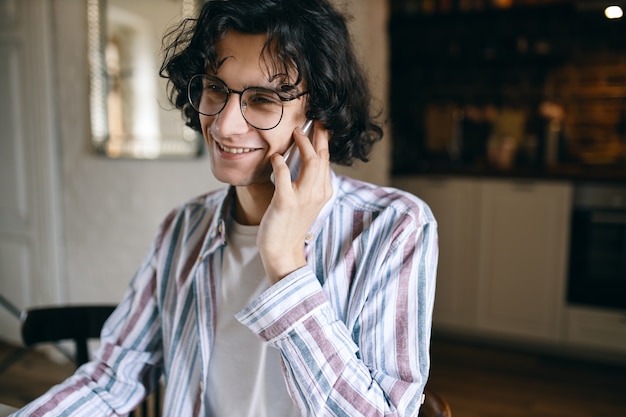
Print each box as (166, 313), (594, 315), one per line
(207, 221), (298, 417)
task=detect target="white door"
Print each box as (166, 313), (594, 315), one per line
(0, 0), (64, 343)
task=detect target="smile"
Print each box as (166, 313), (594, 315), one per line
(217, 142), (258, 154)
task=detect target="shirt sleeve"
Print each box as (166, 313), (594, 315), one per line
(237, 212), (438, 417)
(12, 237), (165, 417)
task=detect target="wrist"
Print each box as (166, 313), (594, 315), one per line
(261, 252), (307, 285)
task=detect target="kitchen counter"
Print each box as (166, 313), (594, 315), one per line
(396, 162), (626, 184)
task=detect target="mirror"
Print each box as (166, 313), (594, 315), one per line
(87, 0), (203, 159)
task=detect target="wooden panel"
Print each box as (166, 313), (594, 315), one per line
(0, 43), (29, 232)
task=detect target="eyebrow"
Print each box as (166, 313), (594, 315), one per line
(216, 56), (231, 68)
(213, 53), (299, 91)
(209, 59), (298, 91)
(207, 75), (300, 98)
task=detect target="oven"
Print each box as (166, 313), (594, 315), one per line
(567, 183), (626, 311)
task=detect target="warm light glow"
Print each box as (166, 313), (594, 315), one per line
(604, 5), (623, 19)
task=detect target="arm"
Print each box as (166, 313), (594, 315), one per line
(238, 210), (438, 416)
(13, 236), (165, 416)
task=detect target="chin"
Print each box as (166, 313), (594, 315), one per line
(211, 167), (271, 187)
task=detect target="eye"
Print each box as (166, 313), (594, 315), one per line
(245, 89), (282, 106)
(204, 78), (227, 94)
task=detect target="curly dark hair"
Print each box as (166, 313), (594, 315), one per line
(159, 0), (383, 166)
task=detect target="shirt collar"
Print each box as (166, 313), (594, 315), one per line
(199, 187), (235, 256)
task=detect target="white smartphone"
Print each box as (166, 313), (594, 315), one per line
(270, 119), (313, 184)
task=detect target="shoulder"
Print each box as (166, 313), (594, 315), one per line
(182, 188), (230, 215)
(155, 187), (230, 244)
(334, 175), (436, 227)
(164, 187), (227, 222)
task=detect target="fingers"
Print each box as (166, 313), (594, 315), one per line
(272, 121), (330, 190)
(269, 152), (292, 189)
(294, 121), (329, 161)
(311, 121), (330, 162)
(293, 122), (332, 198)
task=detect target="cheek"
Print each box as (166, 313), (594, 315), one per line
(262, 126), (295, 152)
(199, 115), (216, 139)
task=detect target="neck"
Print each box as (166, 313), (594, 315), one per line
(234, 183), (274, 225)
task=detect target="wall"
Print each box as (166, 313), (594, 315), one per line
(333, 0), (391, 185)
(50, 0), (391, 305)
(52, 0), (217, 304)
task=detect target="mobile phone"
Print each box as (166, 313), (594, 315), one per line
(270, 119), (313, 184)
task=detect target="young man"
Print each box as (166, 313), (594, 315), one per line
(14, 0), (438, 416)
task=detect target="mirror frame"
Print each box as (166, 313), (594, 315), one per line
(87, 0), (204, 159)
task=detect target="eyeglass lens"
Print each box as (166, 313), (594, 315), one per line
(188, 75), (284, 130)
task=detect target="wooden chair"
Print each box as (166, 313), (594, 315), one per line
(419, 388), (452, 417)
(20, 305), (160, 417)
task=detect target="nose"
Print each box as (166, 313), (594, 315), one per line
(212, 92), (249, 136)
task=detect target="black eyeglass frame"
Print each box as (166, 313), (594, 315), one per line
(187, 74), (308, 130)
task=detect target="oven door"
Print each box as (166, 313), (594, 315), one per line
(567, 208), (626, 310)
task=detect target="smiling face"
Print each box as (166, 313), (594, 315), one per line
(199, 31), (308, 188)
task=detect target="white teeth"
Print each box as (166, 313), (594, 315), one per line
(219, 143), (254, 154)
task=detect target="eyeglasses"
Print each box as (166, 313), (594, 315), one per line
(187, 74), (308, 130)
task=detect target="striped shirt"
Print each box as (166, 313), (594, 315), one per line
(13, 173), (438, 417)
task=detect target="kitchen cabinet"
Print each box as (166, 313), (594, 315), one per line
(476, 179), (572, 341)
(390, 3), (626, 174)
(393, 176), (573, 342)
(566, 306), (626, 354)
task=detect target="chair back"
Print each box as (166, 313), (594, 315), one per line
(419, 388), (452, 417)
(21, 305), (116, 367)
(20, 305), (160, 417)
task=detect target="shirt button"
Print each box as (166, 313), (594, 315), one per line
(305, 233), (314, 241)
(197, 255), (203, 263)
(200, 381), (204, 391)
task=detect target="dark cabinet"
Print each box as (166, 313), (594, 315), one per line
(390, 2), (626, 173)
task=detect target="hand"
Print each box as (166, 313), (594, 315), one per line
(257, 121), (332, 284)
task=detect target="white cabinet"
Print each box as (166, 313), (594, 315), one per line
(476, 180), (572, 341)
(393, 176), (573, 342)
(396, 175), (626, 357)
(393, 177), (481, 331)
(566, 306), (626, 354)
